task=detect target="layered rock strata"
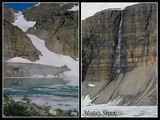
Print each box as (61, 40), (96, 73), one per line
(82, 3), (157, 83)
(82, 3), (157, 106)
(82, 10), (121, 82)
(25, 3), (78, 59)
(3, 21), (42, 61)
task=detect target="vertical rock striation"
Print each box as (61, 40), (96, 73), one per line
(82, 10), (121, 82)
(121, 3), (157, 73)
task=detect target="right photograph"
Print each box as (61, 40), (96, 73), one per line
(81, 2), (157, 117)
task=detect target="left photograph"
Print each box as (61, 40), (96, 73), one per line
(2, 2), (79, 117)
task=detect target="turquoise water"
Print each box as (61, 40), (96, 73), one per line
(4, 86), (78, 98)
(3, 77), (78, 110)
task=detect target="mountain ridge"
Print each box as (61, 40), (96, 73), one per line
(3, 3), (79, 77)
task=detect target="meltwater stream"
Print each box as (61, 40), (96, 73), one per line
(115, 11), (123, 73)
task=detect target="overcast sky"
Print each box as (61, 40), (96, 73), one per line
(81, 3), (139, 20)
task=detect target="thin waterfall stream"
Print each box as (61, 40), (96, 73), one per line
(115, 11), (123, 73)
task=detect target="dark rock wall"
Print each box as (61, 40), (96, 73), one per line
(82, 3), (157, 82)
(82, 10), (121, 82)
(121, 3), (157, 73)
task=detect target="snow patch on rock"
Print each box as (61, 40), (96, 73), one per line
(68, 5), (79, 11)
(88, 84), (95, 87)
(81, 95), (92, 106)
(6, 57), (32, 63)
(34, 3), (40, 7)
(12, 11), (36, 32)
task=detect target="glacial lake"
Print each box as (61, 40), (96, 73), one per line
(3, 77), (78, 110)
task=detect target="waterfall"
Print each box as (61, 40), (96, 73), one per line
(115, 11), (123, 73)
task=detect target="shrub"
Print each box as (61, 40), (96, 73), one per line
(21, 95), (31, 103)
(3, 94), (41, 116)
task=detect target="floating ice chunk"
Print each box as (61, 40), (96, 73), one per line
(28, 74), (45, 78)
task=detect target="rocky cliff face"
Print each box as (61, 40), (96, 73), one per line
(82, 3), (157, 82)
(3, 21), (42, 61)
(82, 10), (121, 82)
(3, 5), (16, 23)
(24, 3), (78, 58)
(82, 3), (157, 106)
(22, 3), (78, 21)
(121, 3), (157, 73)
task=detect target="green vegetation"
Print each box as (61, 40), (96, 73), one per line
(3, 93), (78, 117)
(55, 108), (77, 116)
(21, 95), (32, 103)
(3, 94), (41, 116)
